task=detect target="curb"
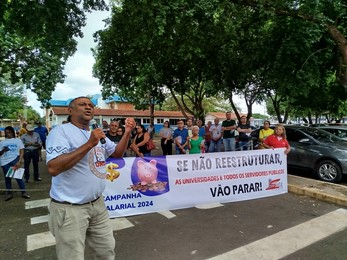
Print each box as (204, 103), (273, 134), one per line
(288, 176), (347, 207)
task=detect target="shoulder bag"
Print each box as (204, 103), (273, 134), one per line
(146, 139), (156, 151)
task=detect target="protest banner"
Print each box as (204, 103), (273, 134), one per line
(103, 148), (288, 218)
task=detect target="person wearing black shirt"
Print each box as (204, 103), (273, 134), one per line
(222, 112), (236, 151)
(237, 116), (252, 151)
(106, 121), (129, 157)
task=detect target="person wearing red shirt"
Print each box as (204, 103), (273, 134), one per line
(263, 124), (291, 155)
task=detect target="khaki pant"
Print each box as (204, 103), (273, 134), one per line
(48, 197), (115, 260)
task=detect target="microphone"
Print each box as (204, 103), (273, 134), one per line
(90, 120), (106, 144)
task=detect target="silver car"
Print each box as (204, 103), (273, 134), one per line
(285, 125), (347, 183)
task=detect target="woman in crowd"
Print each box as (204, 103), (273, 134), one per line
(159, 121), (173, 155)
(258, 120), (274, 149)
(0, 126), (30, 201)
(263, 124), (291, 155)
(113, 126), (130, 157)
(188, 126), (205, 154)
(131, 124), (151, 157)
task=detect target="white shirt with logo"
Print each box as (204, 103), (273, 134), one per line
(46, 123), (116, 204)
(0, 138), (24, 166)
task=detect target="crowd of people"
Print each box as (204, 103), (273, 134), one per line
(0, 114), (290, 201)
(89, 112), (291, 157)
(0, 116), (159, 201)
(0, 104), (290, 259)
(151, 112), (291, 156)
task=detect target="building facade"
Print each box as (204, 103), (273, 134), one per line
(45, 94), (191, 132)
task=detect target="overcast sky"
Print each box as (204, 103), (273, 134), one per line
(27, 7), (265, 116)
(27, 8), (111, 115)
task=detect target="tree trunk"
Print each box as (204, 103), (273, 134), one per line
(283, 110), (288, 124)
(149, 103), (155, 125)
(307, 111), (313, 124)
(273, 100), (282, 123)
(168, 88), (189, 119)
(246, 102), (253, 120)
(228, 94), (241, 121)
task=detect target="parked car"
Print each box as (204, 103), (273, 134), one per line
(310, 123), (347, 127)
(285, 125), (347, 183)
(251, 125), (347, 183)
(316, 126), (347, 141)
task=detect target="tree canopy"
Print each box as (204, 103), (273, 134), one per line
(3, 0), (347, 123)
(93, 0), (224, 122)
(93, 0), (347, 123)
(0, 76), (40, 122)
(0, 0), (108, 107)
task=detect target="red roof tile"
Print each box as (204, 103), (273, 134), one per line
(206, 112), (243, 120)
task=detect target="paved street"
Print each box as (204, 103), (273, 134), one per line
(1, 143), (347, 259)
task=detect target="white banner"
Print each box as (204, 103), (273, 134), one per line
(103, 148), (288, 218)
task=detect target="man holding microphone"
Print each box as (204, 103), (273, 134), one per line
(46, 96), (135, 259)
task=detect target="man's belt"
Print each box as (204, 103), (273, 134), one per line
(51, 196), (100, 206)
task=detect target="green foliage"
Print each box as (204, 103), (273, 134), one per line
(0, 82), (24, 119)
(93, 0), (227, 121)
(0, 0), (108, 107)
(158, 94), (232, 113)
(16, 107), (41, 124)
(0, 76), (40, 121)
(93, 0), (347, 123)
(215, 0), (347, 122)
(252, 113), (267, 120)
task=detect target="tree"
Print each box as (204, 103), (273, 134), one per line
(0, 0), (108, 107)
(157, 93), (233, 114)
(226, 0), (347, 91)
(93, 0), (347, 123)
(261, 13), (346, 123)
(206, 4), (272, 121)
(212, 1), (347, 123)
(93, 0), (225, 122)
(0, 76), (40, 122)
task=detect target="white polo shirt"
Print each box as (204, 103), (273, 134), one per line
(46, 123), (116, 204)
